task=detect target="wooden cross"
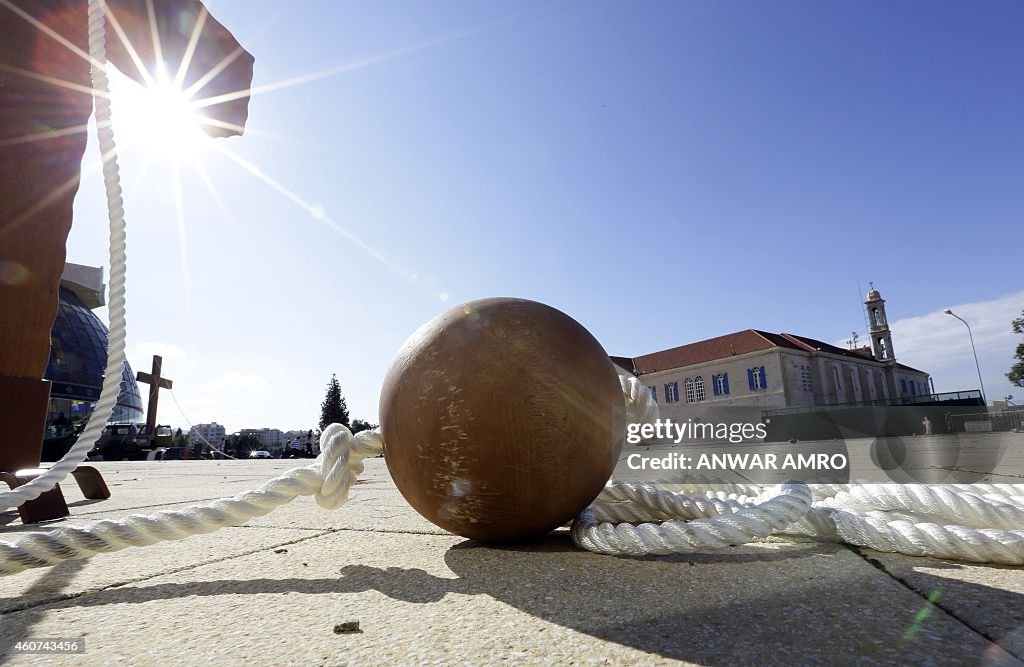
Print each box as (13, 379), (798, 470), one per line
(137, 355), (173, 434)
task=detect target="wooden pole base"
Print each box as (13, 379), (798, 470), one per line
(0, 375), (50, 472)
(0, 375), (111, 523)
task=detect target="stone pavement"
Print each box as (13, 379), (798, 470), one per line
(0, 458), (1022, 666)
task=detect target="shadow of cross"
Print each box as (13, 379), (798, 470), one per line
(137, 355), (173, 435)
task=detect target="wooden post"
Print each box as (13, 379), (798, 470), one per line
(1, 1), (251, 519)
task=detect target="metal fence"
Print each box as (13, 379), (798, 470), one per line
(762, 390), (984, 418)
(948, 410), (1023, 433)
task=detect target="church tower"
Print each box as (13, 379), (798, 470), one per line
(865, 284), (895, 363)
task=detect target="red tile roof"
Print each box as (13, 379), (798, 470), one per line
(630, 330), (802, 375)
(620, 329), (928, 376)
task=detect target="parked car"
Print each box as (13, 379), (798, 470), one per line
(249, 450), (272, 459)
(92, 423), (173, 460)
(158, 447), (185, 461)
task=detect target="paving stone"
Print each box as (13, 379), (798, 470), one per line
(0, 526), (322, 615)
(1, 460), (1020, 665)
(862, 549), (1024, 663)
(0, 531), (1015, 666)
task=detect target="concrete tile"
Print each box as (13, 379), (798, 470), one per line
(863, 549), (1024, 662)
(0, 531), (1013, 666)
(244, 488), (447, 534)
(2, 460), (1021, 665)
(0, 527), (323, 615)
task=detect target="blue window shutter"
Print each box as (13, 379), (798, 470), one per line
(664, 384), (670, 402)
(649, 386), (657, 402)
(723, 373), (730, 395)
(901, 379), (907, 393)
(712, 375), (719, 396)
(747, 368), (755, 390)
(760, 366), (767, 389)
(673, 382), (679, 402)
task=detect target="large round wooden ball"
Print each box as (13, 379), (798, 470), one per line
(380, 297), (623, 542)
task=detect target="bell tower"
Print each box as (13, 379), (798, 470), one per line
(865, 283), (895, 363)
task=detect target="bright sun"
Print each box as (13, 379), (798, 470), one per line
(111, 73), (209, 160)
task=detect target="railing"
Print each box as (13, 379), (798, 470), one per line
(762, 390), (984, 418)
(948, 410), (1023, 434)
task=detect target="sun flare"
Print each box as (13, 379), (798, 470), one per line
(110, 72), (208, 160)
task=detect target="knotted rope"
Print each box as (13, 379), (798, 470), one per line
(0, 425), (382, 576)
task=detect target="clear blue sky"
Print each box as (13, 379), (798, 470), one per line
(67, 1), (1024, 432)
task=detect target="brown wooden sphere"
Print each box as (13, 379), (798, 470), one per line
(380, 297), (623, 542)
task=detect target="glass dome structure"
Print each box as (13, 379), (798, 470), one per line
(42, 285), (143, 459)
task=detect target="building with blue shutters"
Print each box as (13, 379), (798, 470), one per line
(612, 287), (933, 424)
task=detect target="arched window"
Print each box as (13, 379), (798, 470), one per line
(872, 308), (881, 326)
(714, 373), (729, 396)
(878, 338), (888, 360)
(833, 366), (842, 392)
(684, 378), (695, 403)
(694, 376), (706, 402)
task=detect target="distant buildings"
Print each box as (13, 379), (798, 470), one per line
(239, 427), (285, 450)
(189, 422), (227, 450)
(613, 286), (934, 422)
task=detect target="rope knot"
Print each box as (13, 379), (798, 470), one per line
(314, 424), (384, 510)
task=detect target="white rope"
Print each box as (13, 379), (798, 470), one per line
(0, 0), (127, 510)
(573, 377), (1024, 564)
(573, 482), (812, 556)
(576, 477), (1024, 564)
(618, 369), (658, 427)
(0, 425), (382, 576)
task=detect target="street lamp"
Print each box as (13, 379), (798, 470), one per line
(944, 308), (986, 404)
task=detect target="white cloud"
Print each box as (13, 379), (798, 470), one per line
(205, 372), (273, 394)
(132, 341), (188, 361)
(155, 372), (276, 433)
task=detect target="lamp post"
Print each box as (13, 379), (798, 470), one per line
(944, 309), (986, 404)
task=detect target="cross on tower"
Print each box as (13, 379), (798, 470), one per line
(137, 355), (174, 434)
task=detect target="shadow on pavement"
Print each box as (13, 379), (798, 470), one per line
(0, 560), (86, 664)
(3, 535), (1020, 665)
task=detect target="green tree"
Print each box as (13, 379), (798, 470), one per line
(350, 418), (378, 435)
(236, 433), (262, 455)
(319, 373), (350, 430)
(1008, 310), (1024, 388)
